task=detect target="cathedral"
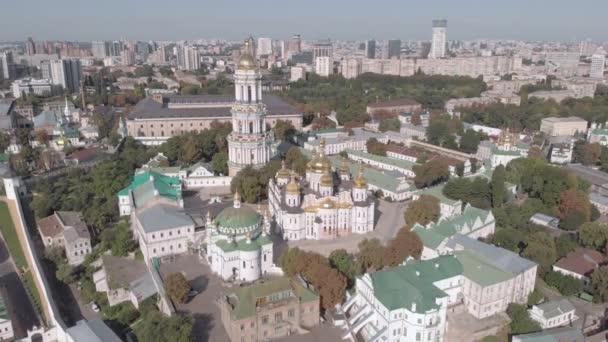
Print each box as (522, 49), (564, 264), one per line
(268, 140), (376, 241)
(227, 38), (275, 176)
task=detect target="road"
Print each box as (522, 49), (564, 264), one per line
(0, 238), (40, 339)
(539, 281), (607, 328)
(287, 199), (407, 256)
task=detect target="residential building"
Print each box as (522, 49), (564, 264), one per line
(0, 296), (13, 341)
(341, 256), (462, 342)
(529, 90), (577, 103)
(553, 248), (604, 283)
(590, 52), (606, 79)
(398, 111), (430, 127)
(430, 19), (447, 59)
(42, 59), (83, 93)
(387, 40), (401, 59)
(549, 140), (574, 164)
(540, 117), (588, 137)
(178, 45), (201, 71)
(205, 192), (273, 282)
(256, 37), (272, 57)
(227, 38), (275, 175)
(12, 78), (54, 98)
(545, 51), (580, 77)
(366, 99), (422, 116)
(91, 41), (110, 58)
(346, 149), (417, 178)
(529, 213), (560, 229)
(26, 37), (36, 55)
(341, 58), (362, 79)
(66, 319), (122, 342)
(312, 39), (332, 60)
(588, 127), (608, 146)
(400, 124), (427, 140)
(268, 143), (375, 241)
(93, 255), (157, 308)
(37, 211), (92, 265)
(512, 326), (584, 342)
(0, 52), (15, 80)
(413, 205), (495, 259)
(120, 49), (136, 66)
(117, 170), (183, 216)
(315, 56), (333, 77)
(528, 299), (577, 329)
(220, 277), (320, 342)
(365, 40), (376, 59)
(290, 66), (306, 82)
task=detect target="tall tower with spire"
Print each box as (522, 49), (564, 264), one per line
(227, 37), (274, 176)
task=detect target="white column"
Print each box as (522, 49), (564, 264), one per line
(251, 84), (257, 103)
(257, 81), (262, 102)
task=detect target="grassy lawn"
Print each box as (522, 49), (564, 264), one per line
(0, 201), (27, 269)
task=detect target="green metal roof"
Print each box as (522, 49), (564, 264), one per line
(215, 234), (272, 252)
(412, 226), (446, 249)
(310, 128), (341, 135)
(414, 205), (491, 248)
(370, 256), (463, 312)
(345, 149), (418, 171)
(454, 250), (512, 287)
(225, 277), (318, 320)
(415, 183), (460, 205)
(327, 155), (410, 193)
(117, 170), (181, 200)
(592, 128), (608, 135)
(215, 206), (262, 231)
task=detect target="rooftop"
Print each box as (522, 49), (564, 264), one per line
(532, 299), (575, 320)
(541, 116), (587, 123)
(66, 319), (122, 342)
(454, 250), (512, 287)
(367, 99), (421, 108)
(554, 247), (604, 277)
(512, 326), (584, 342)
(101, 255), (149, 290)
(135, 203), (194, 233)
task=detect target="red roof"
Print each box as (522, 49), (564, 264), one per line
(37, 214), (63, 238)
(67, 147), (100, 162)
(428, 155), (463, 167)
(554, 248), (605, 277)
(385, 144), (423, 158)
(367, 99), (421, 108)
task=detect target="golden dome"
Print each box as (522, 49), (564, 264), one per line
(237, 39), (257, 70)
(320, 198), (336, 209)
(338, 157), (349, 174)
(277, 160), (291, 178)
(309, 138), (331, 173)
(320, 167), (334, 187)
(286, 174), (300, 194)
(353, 162), (367, 188)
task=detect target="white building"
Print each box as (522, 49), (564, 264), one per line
(269, 143), (375, 241)
(12, 78), (54, 98)
(549, 141), (574, 164)
(179, 45), (201, 71)
(117, 170), (183, 216)
(315, 56), (333, 77)
(204, 192), (274, 282)
(36, 211), (92, 266)
(41, 59), (83, 93)
(228, 38), (275, 176)
(588, 127), (608, 146)
(256, 37), (273, 57)
(590, 52), (605, 79)
(93, 255), (157, 308)
(491, 130), (528, 169)
(341, 256), (461, 342)
(540, 117), (588, 137)
(290, 66), (306, 82)
(528, 299), (577, 329)
(430, 19), (447, 59)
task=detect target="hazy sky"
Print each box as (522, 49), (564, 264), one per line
(2, 0), (607, 42)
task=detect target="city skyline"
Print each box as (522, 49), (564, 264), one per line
(2, 0), (607, 42)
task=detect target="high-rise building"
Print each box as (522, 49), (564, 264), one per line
(430, 19), (447, 59)
(182, 45), (201, 71)
(388, 39), (401, 59)
(43, 59), (83, 93)
(365, 39), (376, 59)
(313, 39), (333, 61)
(289, 34), (301, 53)
(227, 38), (274, 176)
(136, 41), (150, 61)
(0, 52), (16, 80)
(26, 37), (36, 55)
(120, 49), (136, 66)
(256, 37), (272, 57)
(91, 41), (109, 58)
(590, 50), (606, 79)
(315, 56), (333, 77)
(109, 41), (123, 57)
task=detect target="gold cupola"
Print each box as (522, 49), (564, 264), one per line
(277, 160), (291, 179)
(237, 38), (257, 70)
(286, 173), (300, 194)
(320, 165), (334, 187)
(308, 138), (331, 173)
(353, 162), (367, 188)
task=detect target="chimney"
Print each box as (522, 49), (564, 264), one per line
(411, 303), (417, 312)
(434, 263), (439, 268)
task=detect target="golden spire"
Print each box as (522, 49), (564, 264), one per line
(277, 159), (290, 178)
(338, 156), (349, 174)
(286, 173), (300, 194)
(320, 165), (333, 187)
(237, 38), (256, 70)
(353, 162), (367, 188)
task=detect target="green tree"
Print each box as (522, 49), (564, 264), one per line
(404, 195), (440, 228)
(211, 151), (228, 175)
(491, 165), (506, 207)
(490, 227), (524, 253)
(273, 120), (296, 141)
(285, 147), (309, 175)
(378, 117), (401, 132)
(0, 131), (9, 153)
(543, 271), (583, 296)
(522, 232), (557, 274)
(136, 310), (194, 342)
(165, 273), (191, 304)
(507, 303), (541, 335)
(366, 138), (387, 156)
(413, 159), (450, 188)
(459, 128), (481, 153)
(329, 249), (357, 284)
(357, 238), (386, 273)
(56, 263), (76, 284)
(555, 234), (578, 259)
(579, 222), (608, 250)
(591, 265), (608, 302)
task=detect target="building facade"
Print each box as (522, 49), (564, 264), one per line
(227, 38), (275, 176)
(37, 211), (92, 266)
(430, 19), (447, 59)
(540, 117), (588, 137)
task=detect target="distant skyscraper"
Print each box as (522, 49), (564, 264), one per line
(591, 50), (606, 79)
(183, 45), (201, 71)
(313, 39), (333, 61)
(92, 41), (110, 58)
(290, 34), (301, 53)
(0, 52), (16, 80)
(388, 39), (401, 59)
(120, 49), (136, 66)
(136, 41), (150, 61)
(26, 37), (36, 55)
(315, 56), (333, 77)
(109, 41), (123, 57)
(365, 40), (376, 59)
(44, 59), (82, 93)
(256, 37), (273, 57)
(430, 19), (447, 59)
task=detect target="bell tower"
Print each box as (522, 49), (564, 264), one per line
(227, 38), (275, 176)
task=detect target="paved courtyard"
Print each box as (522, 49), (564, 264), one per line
(287, 199), (407, 256)
(446, 310), (510, 342)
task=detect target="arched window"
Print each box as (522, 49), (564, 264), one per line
(249, 122), (253, 133)
(247, 86), (252, 103)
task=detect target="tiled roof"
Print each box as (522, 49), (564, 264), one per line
(118, 170), (181, 204)
(414, 205), (491, 248)
(554, 248), (604, 277)
(37, 214), (63, 238)
(370, 255), (463, 312)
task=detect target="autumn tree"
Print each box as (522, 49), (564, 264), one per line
(413, 159), (450, 188)
(555, 189), (591, 229)
(36, 129), (50, 146)
(378, 117), (401, 132)
(357, 238), (386, 273)
(410, 112), (422, 126)
(285, 147), (309, 175)
(582, 143), (602, 166)
(384, 228), (423, 266)
(165, 273), (191, 304)
(404, 195), (440, 228)
(366, 138), (387, 156)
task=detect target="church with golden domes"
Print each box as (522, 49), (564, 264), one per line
(268, 139), (376, 241)
(227, 37), (275, 176)
(490, 128), (528, 169)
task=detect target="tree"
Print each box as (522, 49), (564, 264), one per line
(404, 195), (440, 228)
(455, 163), (464, 177)
(56, 263), (76, 284)
(543, 271), (583, 296)
(555, 189), (590, 223)
(357, 238), (386, 273)
(528, 145), (543, 158)
(366, 138), (387, 156)
(329, 249), (357, 285)
(0, 131), (9, 152)
(555, 234), (578, 258)
(413, 159), (450, 188)
(507, 303), (542, 335)
(378, 117), (401, 132)
(459, 129), (481, 154)
(273, 120), (296, 141)
(527, 287), (544, 306)
(591, 265), (608, 302)
(211, 151), (228, 175)
(165, 273), (191, 304)
(522, 231), (557, 274)
(285, 147), (309, 175)
(490, 227), (524, 253)
(410, 112), (422, 126)
(491, 165), (506, 207)
(582, 143), (602, 166)
(579, 222), (608, 250)
(384, 228), (423, 266)
(35, 129), (50, 146)
(136, 310), (194, 342)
